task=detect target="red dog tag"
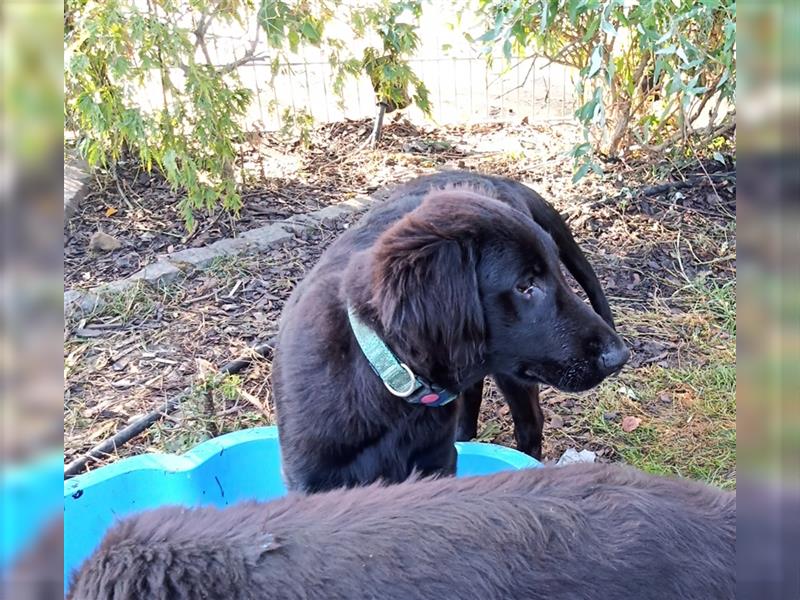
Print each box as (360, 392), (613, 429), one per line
(420, 393), (440, 405)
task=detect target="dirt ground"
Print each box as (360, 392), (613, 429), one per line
(64, 118), (736, 487)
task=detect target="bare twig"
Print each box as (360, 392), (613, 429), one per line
(496, 43), (580, 99)
(192, 11), (264, 73)
(687, 69), (727, 128)
(496, 58), (537, 99)
(688, 140), (724, 203)
(644, 117), (735, 154)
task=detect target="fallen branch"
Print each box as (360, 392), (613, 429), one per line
(63, 336), (278, 479)
(644, 118), (735, 155)
(639, 171), (735, 197)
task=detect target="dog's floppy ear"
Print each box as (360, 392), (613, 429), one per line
(370, 208), (485, 372)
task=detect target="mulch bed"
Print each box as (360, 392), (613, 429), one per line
(64, 118), (608, 289)
(63, 117), (736, 474)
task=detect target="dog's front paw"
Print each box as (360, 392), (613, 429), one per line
(515, 432), (543, 461)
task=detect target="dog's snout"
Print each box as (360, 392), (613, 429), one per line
(599, 340), (629, 375)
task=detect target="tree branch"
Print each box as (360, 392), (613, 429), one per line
(638, 171), (735, 197)
(688, 70), (724, 125)
(643, 116), (735, 154)
(495, 42), (582, 99)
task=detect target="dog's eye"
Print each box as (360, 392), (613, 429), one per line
(515, 281), (540, 299)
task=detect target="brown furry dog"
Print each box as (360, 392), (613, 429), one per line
(67, 463), (735, 600)
(274, 171), (627, 493)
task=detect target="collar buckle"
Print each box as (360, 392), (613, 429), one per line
(383, 362), (418, 398)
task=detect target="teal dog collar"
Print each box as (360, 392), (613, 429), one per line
(346, 305), (458, 407)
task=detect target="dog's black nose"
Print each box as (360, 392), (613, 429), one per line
(599, 342), (630, 375)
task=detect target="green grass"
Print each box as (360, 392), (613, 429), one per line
(95, 284), (158, 323)
(586, 362), (736, 489)
(203, 255), (256, 280)
(678, 275), (736, 336)
(148, 373), (269, 455)
(476, 419), (503, 442)
(586, 272), (737, 489)
(77, 281), (186, 325)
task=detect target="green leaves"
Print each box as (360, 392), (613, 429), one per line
(587, 46), (603, 78)
(300, 18), (323, 44)
(162, 148), (179, 181)
(352, 1), (430, 116)
(473, 0), (735, 169)
(572, 161), (592, 183)
(258, 0), (286, 47)
(67, 0), (256, 230)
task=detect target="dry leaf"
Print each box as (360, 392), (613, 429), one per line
(549, 414), (564, 429)
(239, 389), (265, 413)
(621, 416), (642, 433)
(88, 230), (122, 252)
(195, 358), (216, 382)
(105, 206), (118, 217)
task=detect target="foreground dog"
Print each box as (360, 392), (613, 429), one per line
(273, 171), (629, 492)
(67, 463), (735, 600)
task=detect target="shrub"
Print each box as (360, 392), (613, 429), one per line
(65, 0), (433, 228)
(472, 0), (736, 179)
(65, 0), (263, 229)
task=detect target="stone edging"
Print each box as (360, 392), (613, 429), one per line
(64, 194), (379, 317)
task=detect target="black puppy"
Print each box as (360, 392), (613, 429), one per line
(67, 463), (736, 600)
(273, 172), (628, 493)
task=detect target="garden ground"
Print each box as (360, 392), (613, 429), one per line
(64, 118), (736, 488)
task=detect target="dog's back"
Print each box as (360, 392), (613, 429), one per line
(67, 463), (735, 600)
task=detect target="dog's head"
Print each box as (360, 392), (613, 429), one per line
(367, 187), (628, 392)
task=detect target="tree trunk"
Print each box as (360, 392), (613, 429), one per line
(370, 102), (387, 148)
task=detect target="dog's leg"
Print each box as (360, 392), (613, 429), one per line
(455, 380), (484, 442)
(495, 375), (543, 460)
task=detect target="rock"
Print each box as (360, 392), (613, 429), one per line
(64, 155), (90, 223)
(621, 416), (642, 433)
(238, 224), (293, 250)
(114, 252), (139, 271)
(556, 448), (597, 466)
(128, 260), (182, 285)
(64, 291), (103, 315)
(88, 231), (122, 252)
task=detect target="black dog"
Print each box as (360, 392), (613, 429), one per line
(67, 463), (736, 600)
(375, 172), (618, 459)
(273, 171), (628, 493)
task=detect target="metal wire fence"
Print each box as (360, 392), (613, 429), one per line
(203, 22), (579, 132)
(230, 54), (578, 131)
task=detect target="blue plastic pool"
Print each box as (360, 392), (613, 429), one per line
(63, 426), (540, 595)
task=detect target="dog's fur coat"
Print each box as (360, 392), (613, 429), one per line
(67, 463), (736, 600)
(273, 171), (627, 492)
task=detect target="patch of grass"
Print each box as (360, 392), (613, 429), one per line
(204, 255), (257, 280)
(148, 373), (269, 455)
(585, 362), (736, 489)
(81, 281), (187, 325)
(678, 275), (736, 335)
(95, 284), (158, 323)
(476, 419), (502, 442)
